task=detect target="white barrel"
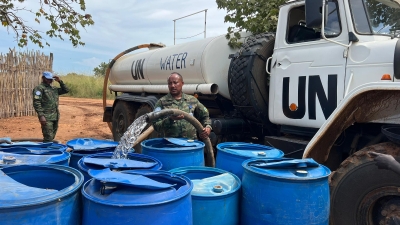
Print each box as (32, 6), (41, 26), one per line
(109, 34), (240, 99)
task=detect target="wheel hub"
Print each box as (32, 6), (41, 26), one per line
(117, 114), (125, 132)
(358, 186), (400, 224)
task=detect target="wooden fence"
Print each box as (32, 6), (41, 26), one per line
(0, 49), (53, 119)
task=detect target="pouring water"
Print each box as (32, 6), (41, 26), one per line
(112, 115), (148, 159)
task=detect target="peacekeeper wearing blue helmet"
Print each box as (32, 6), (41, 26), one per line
(32, 71), (69, 142)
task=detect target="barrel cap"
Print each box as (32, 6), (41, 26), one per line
(243, 158), (331, 180)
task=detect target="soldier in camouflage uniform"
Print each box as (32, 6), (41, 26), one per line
(152, 72), (212, 139)
(33, 71), (69, 142)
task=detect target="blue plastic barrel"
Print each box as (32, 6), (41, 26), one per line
(216, 142), (284, 179)
(82, 169), (193, 225)
(170, 166), (241, 225)
(67, 138), (120, 170)
(141, 138), (205, 170)
(241, 158), (331, 225)
(0, 147), (70, 167)
(77, 152), (163, 182)
(0, 164), (84, 225)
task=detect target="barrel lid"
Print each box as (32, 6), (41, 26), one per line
(191, 173), (240, 196)
(83, 158), (157, 169)
(0, 142), (53, 148)
(0, 142), (68, 152)
(217, 142), (284, 158)
(165, 138), (202, 147)
(0, 170), (58, 201)
(142, 138), (204, 151)
(169, 166), (242, 197)
(78, 152), (162, 172)
(66, 138), (118, 151)
(0, 164), (83, 208)
(243, 158), (331, 180)
(0, 147), (70, 165)
(82, 169), (192, 206)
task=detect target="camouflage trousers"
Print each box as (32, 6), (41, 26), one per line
(41, 120), (59, 142)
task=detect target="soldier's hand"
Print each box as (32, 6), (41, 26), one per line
(199, 127), (211, 139)
(39, 116), (47, 126)
(170, 114), (184, 121)
(369, 152), (398, 170)
(53, 75), (61, 82)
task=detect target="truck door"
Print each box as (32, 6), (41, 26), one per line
(269, 1), (348, 129)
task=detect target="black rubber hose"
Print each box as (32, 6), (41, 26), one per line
(146, 109), (215, 167)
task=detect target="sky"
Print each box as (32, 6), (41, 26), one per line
(0, 0), (233, 75)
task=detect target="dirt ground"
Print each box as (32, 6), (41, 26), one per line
(0, 97), (114, 144)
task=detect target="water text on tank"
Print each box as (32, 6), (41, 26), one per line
(160, 52), (188, 70)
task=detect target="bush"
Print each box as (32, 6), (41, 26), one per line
(55, 73), (114, 99)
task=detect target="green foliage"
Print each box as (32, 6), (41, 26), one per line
(0, 0), (94, 48)
(365, 0), (400, 32)
(93, 62), (109, 77)
(216, 0), (285, 48)
(55, 73), (114, 99)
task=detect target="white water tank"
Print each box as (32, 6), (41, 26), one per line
(109, 34), (239, 99)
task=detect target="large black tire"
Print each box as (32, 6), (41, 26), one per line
(112, 101), (137, 141)
(133, 104), (158, 153)
(228, 33), (275, 125)
(330, 142), (400, 225)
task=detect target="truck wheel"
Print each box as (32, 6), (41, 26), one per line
(134, 104), (158, 153)
(329, 142), (400, 225)
(228, 33), (275, 125)
(112, 101), (137, 141)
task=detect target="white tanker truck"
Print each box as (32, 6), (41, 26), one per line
(103, 0), (400, 223)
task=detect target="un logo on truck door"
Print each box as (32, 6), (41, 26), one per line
(282, 74), (338, 120)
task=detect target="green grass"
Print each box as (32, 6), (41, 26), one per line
(55, 73), (114, 99)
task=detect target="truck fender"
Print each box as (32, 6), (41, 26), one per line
(303, 82), (400, 163)
(113, 94), (158, 111)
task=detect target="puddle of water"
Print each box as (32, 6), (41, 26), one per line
(112, 115), (148, 159)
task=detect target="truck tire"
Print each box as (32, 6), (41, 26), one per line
(134, 104), (158, 153)
(112, 101), (137, 141)
(228, 33), (275, 125)
(329, 142), (400, 225)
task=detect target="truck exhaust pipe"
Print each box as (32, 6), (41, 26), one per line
(145, 109), (215, 167)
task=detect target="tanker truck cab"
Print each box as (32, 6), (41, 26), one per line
(269, 0), (400, 224)
(269, 0), (400, 129)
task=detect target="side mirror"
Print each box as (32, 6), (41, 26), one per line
(305, 0), (323, 28)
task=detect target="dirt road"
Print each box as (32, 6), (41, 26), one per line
(0, 97), (114, 144)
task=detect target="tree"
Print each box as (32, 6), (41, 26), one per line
(216, 0), (286, 48)
(93, 61), (108, 77)
(1, 0), (94, 48)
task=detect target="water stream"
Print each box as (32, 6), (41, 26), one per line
(112, 115), (148, 159)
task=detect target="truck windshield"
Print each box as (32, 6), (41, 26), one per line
(349, 0), (400, 36)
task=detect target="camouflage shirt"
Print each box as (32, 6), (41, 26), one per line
(152, 93), (211, 139)
(33, 81), (69, 121)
